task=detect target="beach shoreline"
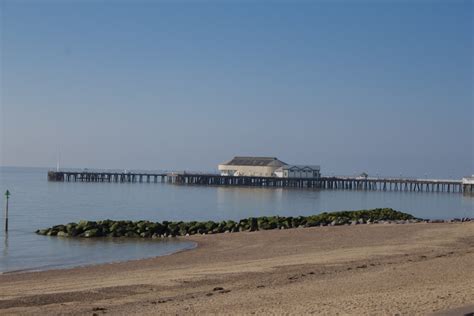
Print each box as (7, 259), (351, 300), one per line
(1, 222), (473, 315)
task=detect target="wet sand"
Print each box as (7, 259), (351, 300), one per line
(0, 222), (473, 315)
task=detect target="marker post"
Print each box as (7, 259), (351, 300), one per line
(4, 190), (10, 232)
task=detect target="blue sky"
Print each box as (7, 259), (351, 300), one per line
(1, 0), (472, 178)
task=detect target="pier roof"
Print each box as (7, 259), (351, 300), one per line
(276, 165), (320, 171)
(221, 157), (287, 167)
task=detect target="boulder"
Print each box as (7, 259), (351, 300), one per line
(47, 230), (58, 236)
(125, 231), (139, 238)
(283, 217), (293, 228)
(178, 223), (190, 236)
(68, 228), (79, 236)
(305, 219), (319, 227)
(57, 231), (69, 237)
(110, 222), (120, 232)
(52, 225), (66, 232)
(140, 232), (152, 238)
(83, 228), (100, 238)
(79, 221), (98, 232)
(66, 223), (77, 233)
(259, 221), (271, 230)
(167, 223), (180, 236)
(205, 221), (217, 232)
(249, 217), (258, 232)
(36, 229), (49, 235)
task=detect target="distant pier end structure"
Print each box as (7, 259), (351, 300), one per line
(217, 156), (321, 178)
(218, 157), (288, 177)
(462, 175), (474, 194)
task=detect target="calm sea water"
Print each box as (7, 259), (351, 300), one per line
(0, 167), (472, 273)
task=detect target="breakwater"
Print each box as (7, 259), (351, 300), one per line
(47, 171), (465, 193)
(37, 208), (420, 238)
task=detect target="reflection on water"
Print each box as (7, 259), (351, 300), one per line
(0, 166), (472, 273)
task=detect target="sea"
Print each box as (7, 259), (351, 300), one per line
(0, 166), (472, 273)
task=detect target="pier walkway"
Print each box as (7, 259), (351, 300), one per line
(48, 171), (465, 193)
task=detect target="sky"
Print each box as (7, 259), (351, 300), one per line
(0, 0), (472, 178)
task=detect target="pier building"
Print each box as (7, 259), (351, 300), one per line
(218, 157), (287, 177)
(274, 165), (321, 178)
(462, 175), (474, 194)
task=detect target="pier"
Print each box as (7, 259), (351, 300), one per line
(48, 171), (465, 193)
(48, 171), (167, 183)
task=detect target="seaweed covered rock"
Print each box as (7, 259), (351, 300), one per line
(36, 208), (421, 239)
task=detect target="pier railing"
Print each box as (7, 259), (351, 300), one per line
(47, 170), (468, 193)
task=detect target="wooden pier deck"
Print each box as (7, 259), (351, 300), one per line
(48, 171), (167, 183)
(47, 171), (466, 193)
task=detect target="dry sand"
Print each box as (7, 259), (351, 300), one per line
(0, 222), (473, 315)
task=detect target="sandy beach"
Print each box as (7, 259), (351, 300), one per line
(0, 222), (473, 315)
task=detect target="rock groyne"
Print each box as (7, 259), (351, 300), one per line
(35, 208), (426, 238)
